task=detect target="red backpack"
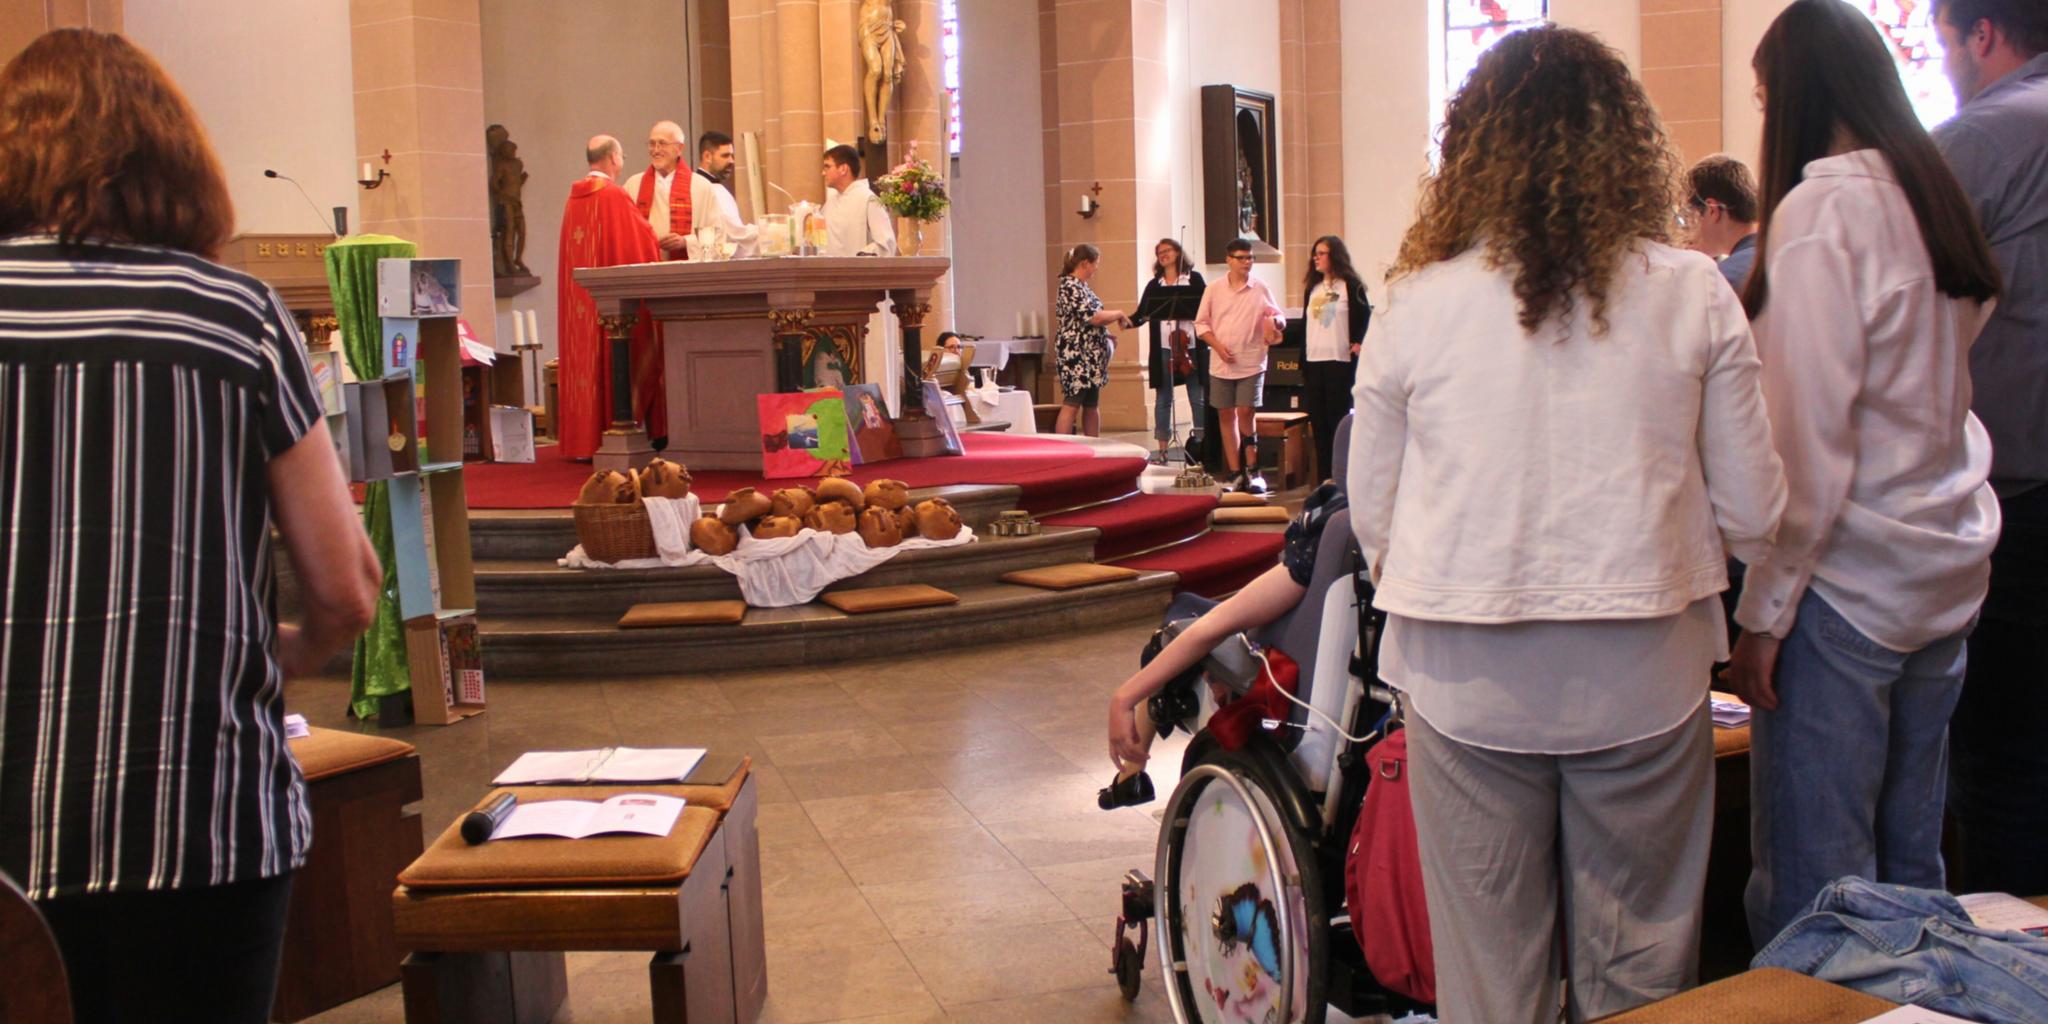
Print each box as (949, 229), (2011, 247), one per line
(1344, 726), (1436, 1004)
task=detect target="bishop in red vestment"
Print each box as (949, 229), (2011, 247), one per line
(557, 134), (664, 460)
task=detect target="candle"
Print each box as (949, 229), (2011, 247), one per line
(360, 161), (372, 182)
(1015, 311), (1026, 338)
(512, 311), (527, 350)
(526, 309), (540, 349)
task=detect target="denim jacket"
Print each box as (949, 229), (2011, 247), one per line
(1753, 877), (2048, 1022)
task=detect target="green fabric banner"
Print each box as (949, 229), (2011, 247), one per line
(325, 235), (417, 719)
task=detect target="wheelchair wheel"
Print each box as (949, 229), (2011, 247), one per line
(1155, 746), (1328, 1024)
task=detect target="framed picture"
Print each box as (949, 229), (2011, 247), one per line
(843, 383), (902, 465)
(1201, 85), (1280, 262)
(758, 389), (850, 478)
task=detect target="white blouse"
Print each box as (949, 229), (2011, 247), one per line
(1305, 280), (1350, 362)
(1732, 150), (1999, 651)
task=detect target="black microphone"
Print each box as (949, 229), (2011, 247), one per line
(264, 169), (343, 238)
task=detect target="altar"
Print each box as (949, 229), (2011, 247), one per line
(574, 256), (950, 471)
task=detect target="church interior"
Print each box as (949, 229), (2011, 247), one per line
(3, 0), (2044, 1022)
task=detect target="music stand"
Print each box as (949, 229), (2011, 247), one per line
(1131, 283), (1206, 464)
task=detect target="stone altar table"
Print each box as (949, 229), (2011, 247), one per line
(574, 256), (950, 472)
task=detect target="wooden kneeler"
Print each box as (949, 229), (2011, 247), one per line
(392, 761), (765, 1024)
(1000, 562), (1141, 590)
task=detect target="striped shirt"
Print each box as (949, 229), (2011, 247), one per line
(0, 235), (321, 900)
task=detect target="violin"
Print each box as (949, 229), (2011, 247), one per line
(1168, 326), (1194, 378)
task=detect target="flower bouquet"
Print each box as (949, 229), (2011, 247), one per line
(875, 143), (948, 253)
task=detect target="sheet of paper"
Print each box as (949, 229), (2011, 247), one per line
(595, 747), (706, 783)
(490, 794), (686, 840)
(492, 749), (609, 785)
(1957, 892), (2048, 935)
(283, 713), (310, 739)
(1859, 1005), (1978, 1023)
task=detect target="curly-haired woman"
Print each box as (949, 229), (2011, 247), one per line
(1346, 27), (1786, 1020)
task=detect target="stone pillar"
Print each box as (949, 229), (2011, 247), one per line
(1, 0), (121, 64)
(1279, 0), (1345, 307)
(1038, 0), (1170, 433)
(1642, 0), (1723, 165)
(694, 0), (734, 139)
(349, 0), (496, 345)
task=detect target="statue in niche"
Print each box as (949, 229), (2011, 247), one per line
(487, 123), (531, 277)
(860, 0), (907, 145)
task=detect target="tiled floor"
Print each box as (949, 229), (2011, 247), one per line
(296, 622), (1275, 1024)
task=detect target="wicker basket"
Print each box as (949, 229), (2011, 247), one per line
(573, 501), (657, 563)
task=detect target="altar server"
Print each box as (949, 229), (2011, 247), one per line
(689, 130), (757, 257)
(557, 134), (664, 459)
(621, 120), (690, 261)
(822, 144), (896, 256)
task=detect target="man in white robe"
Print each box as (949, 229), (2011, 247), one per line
(688, 130), (757, 257)
(821, 144), (896, 257)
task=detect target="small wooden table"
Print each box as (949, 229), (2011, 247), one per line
(392, 774), (763, 1024)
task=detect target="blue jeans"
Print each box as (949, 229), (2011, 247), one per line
(1754, 877), (2048, 1021)
(1152, 370), (1206, 444)
(1747, 588), (1973, 947)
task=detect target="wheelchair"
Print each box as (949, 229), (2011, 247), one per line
(1110, 419), (1431, 1024)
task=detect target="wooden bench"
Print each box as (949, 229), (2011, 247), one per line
(1596, 966), (1894, 1022)
(273, 727), (425, 1022)
(1254, 411), (1316, 490)
(391, 760), (763, 1024)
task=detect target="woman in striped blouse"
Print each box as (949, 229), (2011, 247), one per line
(0, 30), (381, 1023)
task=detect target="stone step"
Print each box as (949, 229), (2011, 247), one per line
(468, 483), (1025, 561)
(478, 573), (1176, 677)
(472, 527), (1103, 615)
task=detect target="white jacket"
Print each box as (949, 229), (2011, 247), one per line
(1347, 242), (1787, 622)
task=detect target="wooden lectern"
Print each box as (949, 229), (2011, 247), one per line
(574, 256), (949, 472)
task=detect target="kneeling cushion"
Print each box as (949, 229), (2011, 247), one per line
(819, 584), (959, 614)
(289, 727), (416, 783)
(1214, 505), (1295, 525)
(1001, 563), (1142, 591)
(618, 600), (747, 629)
(399, 787), (721, 889)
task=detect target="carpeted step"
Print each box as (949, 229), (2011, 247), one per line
(1110, 529), (1286, 598)
(1040, 493), (1219, 561)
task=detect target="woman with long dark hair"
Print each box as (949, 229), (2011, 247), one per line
(0, 29), (382, 1023)
(1052, 244), (1129, 436)
(1726, 0), (2002, 946)
(1349, 26), (1784, 1019)
(1299, 235), (1369, 481)
(1131, 238), (1207, 464)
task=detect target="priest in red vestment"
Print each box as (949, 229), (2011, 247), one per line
(557, 134), (664, 460)
(621, 120), (691, 261)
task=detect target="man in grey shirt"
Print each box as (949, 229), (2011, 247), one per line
(1931, 0), (2048, 897)
(1684, 155), (1760, 294)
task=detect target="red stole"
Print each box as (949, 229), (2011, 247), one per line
(556, 175), (666, 459)
(634, 168), (691, 262)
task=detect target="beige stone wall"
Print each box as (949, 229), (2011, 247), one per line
(1, 0), (121, 64)
(695, 0), (734, 138)
(1280, 0), (1345, 308)
(1643, 0), (1723, 165)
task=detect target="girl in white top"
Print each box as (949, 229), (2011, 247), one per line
(1725, 0), (2002, 946)
(1299, 235), (1369, 482)
(1347, 27), (1785, 1022)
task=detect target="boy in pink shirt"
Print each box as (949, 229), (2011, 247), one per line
(1193, 237), (1287, 492)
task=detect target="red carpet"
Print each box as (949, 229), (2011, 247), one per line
(1113, 529), (1286, 598)
(1042, 493), (1218, 561)
(454, 433), (1145, 511)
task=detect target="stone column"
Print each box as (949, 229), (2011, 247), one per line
(1038, 0), (1170, 433)
(1642, 0), (1723, 164)
(349, 0), (496, 345)
(1, 0), (121, 63)
(1279, 0), (1345, 307)
(694, 0), (735, 139)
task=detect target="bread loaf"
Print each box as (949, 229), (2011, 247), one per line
(805, 501), (858, 534)
(862, 478), (911, 511)
(718, 487), (772, 525)
(856, 505), (903, 547)
(637, 458), (693, 499)
(815, 477), (864, 508)
(913, 497), (963, 540)
(689, 516), (738, 555)
(752, 514), (803, 540)
(770, 486), (816, 519)
(576, 469), (638, 505)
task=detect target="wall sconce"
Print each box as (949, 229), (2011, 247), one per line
(1078, 181), (1103, 219)
(358, 149), (393, 191)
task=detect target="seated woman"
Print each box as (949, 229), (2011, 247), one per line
(1103, 481), (1348, 806)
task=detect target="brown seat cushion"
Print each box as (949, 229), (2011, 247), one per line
(1596, 967), (1893, 1022)
(618, 600), (747, 628)
(398, 786), (721, 890)
(1253, 411), (1309, 426)
(496, 755), (753, 814)
(289, 727), (416, 783)
(1000, 563), (1142, 590)
(1714, 724), (1751, 759)
(818, 584), (959, 614)
(1217, 491), (1269, 508)
(1213, 506), (1295, 525)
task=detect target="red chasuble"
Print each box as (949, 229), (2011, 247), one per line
(634, 168), (691, 263)
(556, 174), (664, 460)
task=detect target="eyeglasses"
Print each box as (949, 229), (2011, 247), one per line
(1228, 254), (1254, 262)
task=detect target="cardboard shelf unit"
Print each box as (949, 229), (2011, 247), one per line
(334, 258), (486, 725)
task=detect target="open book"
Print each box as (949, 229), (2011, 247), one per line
(492, 747), (707, 786)
(490, 793), (686, 841)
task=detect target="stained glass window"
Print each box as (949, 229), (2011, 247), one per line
(941, 0), (961, 155)
(1845, 0), (1956, 127)
(1444, 0), (1549, 97)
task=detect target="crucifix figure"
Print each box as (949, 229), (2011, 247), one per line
(860, 0), (906, 145)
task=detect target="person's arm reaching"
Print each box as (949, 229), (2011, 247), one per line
(269, 430), (381, 678)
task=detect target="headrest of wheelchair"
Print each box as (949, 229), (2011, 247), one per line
(1332, 414), (1353, 487)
